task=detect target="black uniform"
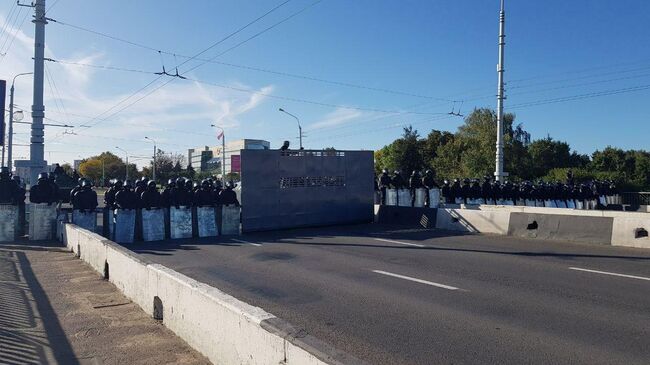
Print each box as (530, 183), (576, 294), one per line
(141, 181), (161, 209)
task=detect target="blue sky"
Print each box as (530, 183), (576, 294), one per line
(1, 0), (649, 167)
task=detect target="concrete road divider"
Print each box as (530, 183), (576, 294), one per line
(507, 212), (613, 245)
(611, 216), (650, 248)
(436, 207), (511, 235)
(64, 223), (360, 364)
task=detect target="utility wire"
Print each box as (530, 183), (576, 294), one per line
(0, 1), (17, 53)
(55, 0), (296, 139)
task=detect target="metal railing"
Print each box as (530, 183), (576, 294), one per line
(621, 192), (650, 206)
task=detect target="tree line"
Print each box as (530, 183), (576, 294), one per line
(375, 108), (650, 191)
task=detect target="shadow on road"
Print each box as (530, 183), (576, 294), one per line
(121, 224), (650, 262)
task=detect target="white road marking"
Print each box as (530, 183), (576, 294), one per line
(372, 270), (461, 291)
(373, 238), (425, 248)
(232, 239), (261, 247)
(569, 267), (650, 282)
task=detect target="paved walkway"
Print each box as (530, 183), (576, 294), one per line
(0, 243), (211, 365)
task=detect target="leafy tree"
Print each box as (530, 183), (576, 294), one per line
(528, 137), (572, 177)
(374, 126), (424, 174)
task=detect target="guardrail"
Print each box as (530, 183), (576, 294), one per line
(622, 192), (650, 206)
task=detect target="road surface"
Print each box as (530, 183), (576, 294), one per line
(123, 224), (650, 365)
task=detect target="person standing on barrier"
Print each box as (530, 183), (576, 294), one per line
(422, 170), (439, 207)
(115, 181), (138, 210)
(69, 178), (85, 204)
(219, 181), (240, 207)
(194, 179), (214, 207)
(409, 171), (423, 206)
(481, 176), (492, 205)
(141, 180), (161, 209)
(391, 171), (406, 190)
(378, 169), (392, 205)
(47, 172), (61, 203)
(12, 176), (26, 206)
(160, 179), (175, 208)
(212, 179), (224, 205)
(30, 173), (56, 205)
(0, 167), (19, 204)
(74, 180), (98, 213)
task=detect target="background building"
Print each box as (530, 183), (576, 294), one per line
(188, 139), (270, 176)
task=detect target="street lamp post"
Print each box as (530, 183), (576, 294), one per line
(7, 72), (33, 170)
(210, 124), (226, 183)
(278, 108), (303, 149)
(145, 136), (156, 183)
(115, 146), (129, 181)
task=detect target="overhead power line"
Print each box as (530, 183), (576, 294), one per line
(53, 0), (298, 139)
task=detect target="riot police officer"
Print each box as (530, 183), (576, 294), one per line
(30, 173), (57, 204)
(73, 180), (98, 212)
(219, 181), (240, 206)
(115, 181), (138, 210)
(194, 179), (214, 207)
(0, 167), (18, 204)
(160, 179), (175, 208)
(391, 171), (406, 190)
(378, 169), (392, 205)
(409, 171), (423, 206)
(141, 180), (161, 209)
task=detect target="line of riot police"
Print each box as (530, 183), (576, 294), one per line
(104, 177), (240, 210)
(377, 169), (621, 209)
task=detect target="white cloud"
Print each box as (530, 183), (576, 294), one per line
(0, 11), (273, 166)
(307, 107), (364, 130)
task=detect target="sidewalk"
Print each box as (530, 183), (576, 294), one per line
(0, 243), (211, 365)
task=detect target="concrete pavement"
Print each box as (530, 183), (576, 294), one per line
(0, 243), (210, 365)
(124, 224), (650, 365)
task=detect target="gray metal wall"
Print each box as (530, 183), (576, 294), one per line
(240, 150), (374, 232)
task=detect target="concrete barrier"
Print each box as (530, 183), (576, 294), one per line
(375, 205), (437, 228)
(611, 216), (650, 248)
(436, 208), (511, 234)
(507, 212), (613, 245)
(63, 223), (362, 365)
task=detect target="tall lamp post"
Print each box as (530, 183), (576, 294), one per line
(115, 146), (129, 181)
(144, 136), (156, 183)
(7, 72), (33, 170)
(278, 108), (303, 149)
(210, 124), (226, 182)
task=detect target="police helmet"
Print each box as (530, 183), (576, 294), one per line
(147, 180), (156, 189)
(114, 179), (123, 188)
(38, 172), (48, 181)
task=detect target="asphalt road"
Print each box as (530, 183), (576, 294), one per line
(123, 225), (650, 365)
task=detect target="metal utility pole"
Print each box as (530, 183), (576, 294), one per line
(211, 125), (226, 182)
(8, 72), (33, 171)
(29, 0), (47, 183)
(279, 108), (303, 149)
(115, 146), (129, 181)
(145, 136), (156, 182)
(494, 0), (508, 182)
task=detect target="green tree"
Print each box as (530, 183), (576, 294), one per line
(528, 137), (573, 177)
(374, 126), (424, 174)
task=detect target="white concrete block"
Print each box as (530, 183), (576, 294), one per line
(611, 216), (650, 249)
(436, 208), (511, 235)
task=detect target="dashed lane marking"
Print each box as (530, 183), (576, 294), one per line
(373, 238), (425, 248)
(231, 239), (262, 247)
(372, 270), (461, 291)
(569, 267), (650, 282)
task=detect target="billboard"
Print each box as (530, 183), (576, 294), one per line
(0, 80), (6, 146)
(231, 154), (241, 173)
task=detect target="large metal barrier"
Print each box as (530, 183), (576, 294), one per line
(29, 203), (57, 240)
(0, 205), (19, 242)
